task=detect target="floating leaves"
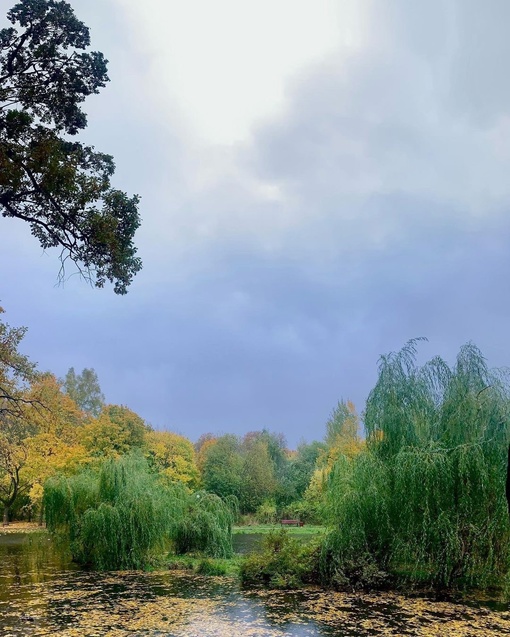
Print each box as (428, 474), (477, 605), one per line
(1, 567), (509, 637)
(1, 532), (509, 636)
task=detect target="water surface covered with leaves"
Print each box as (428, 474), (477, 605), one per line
(1, 533), (509, 636)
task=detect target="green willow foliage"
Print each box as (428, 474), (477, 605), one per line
(173, 492), (237, 558)
(322, 340), (510, 590)
(45, 454), (185, 569)
(44, 454), (235, 568)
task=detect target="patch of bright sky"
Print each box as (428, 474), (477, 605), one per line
(113, 0), (365, 146)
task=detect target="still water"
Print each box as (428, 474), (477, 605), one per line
(1, 532), (509, 637)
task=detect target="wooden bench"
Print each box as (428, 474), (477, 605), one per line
(280, 519), (304, 527)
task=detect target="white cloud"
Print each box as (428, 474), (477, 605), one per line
(111, 0), (365, 145)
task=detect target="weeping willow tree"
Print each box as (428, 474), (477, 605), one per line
(44, 453), (187, 569)
(173, 492), (237, 558)
(322, 340), (510, 590)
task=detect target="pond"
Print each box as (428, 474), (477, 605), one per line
(1, 532), (509, 636)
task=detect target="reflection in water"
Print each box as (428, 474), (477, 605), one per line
(1, 532), (509, 636)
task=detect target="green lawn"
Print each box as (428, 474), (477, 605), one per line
(233, 524), (326, 535)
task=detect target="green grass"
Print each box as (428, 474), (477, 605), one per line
(167, 553), (241, 576)
(233, 524), (326, 535)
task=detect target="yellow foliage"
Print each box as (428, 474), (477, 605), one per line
(80, 414), (128, 458)
(0, 374), (90, 515)
(26, 373), (86, 440)
(146, 430), (200, 489)
(80, 404), (149, 458)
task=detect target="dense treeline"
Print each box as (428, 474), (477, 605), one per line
(0, 307), (361, 527)
(1, 308), (510, 591)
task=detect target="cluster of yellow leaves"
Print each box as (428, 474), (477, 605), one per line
(80, 404), (147, 459)
(145, 430), (201, 489)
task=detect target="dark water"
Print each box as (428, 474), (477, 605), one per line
(1, 532), (509, 637)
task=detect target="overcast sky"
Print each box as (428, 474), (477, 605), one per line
(2, 0), (510, 447)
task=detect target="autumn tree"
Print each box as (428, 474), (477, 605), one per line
(325, 400), (360, 450)
(63, 367), (104, 416)
(81, 404), (149, 458)
(288, 402), (363, 523)
(0, 0), (141, 293)
(146, 430), (200, 489)
(0, 373), (89, 524)
(0, 410), (32, 524)
(23, 374), (88, 520)
(0, 307), (38, 523)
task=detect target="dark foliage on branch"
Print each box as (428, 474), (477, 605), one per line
(0, 0), (142, 294)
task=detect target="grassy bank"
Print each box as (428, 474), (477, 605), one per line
(166, 554), (242, 576)
(234, 524), (326, 535)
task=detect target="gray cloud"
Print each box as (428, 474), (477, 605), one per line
(2, 0), (510, 446)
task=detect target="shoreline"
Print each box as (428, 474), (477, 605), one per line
(0, 522), (47, 534)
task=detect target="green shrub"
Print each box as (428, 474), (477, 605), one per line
(320, 540), (390, 590)
(255, 500), (277, 524)
(240, 529), (319, 589)
(167, 556), (195, 570)
(196, 558), (228, 576)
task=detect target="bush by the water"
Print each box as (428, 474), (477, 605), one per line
(196, 557), (229, 575)
(172, 491), (236, 558)
(321, 341), (510, 591)
(240, 529), (319, 589)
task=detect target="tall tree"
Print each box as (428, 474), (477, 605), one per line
(0, 410), (31, 524)
(323, 341), (510, 589)
(325, 400), (359, 449)
(22, 373), (87, 521)
(0, 372), (88, 525)
(63, 367), (104, 416)
(0, 0), (141, 293)
(283, 440), (326, 504)
(239, 436), (276, 513)
(201, 434), (243, 501)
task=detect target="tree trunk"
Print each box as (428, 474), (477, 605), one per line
(38, 503), (44, 527)
(3, 505), (9, 526)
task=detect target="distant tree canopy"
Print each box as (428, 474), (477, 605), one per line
(81, 404), (149, 458)
(63, 367), (104, 416)
(0, 0), (142, 293)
